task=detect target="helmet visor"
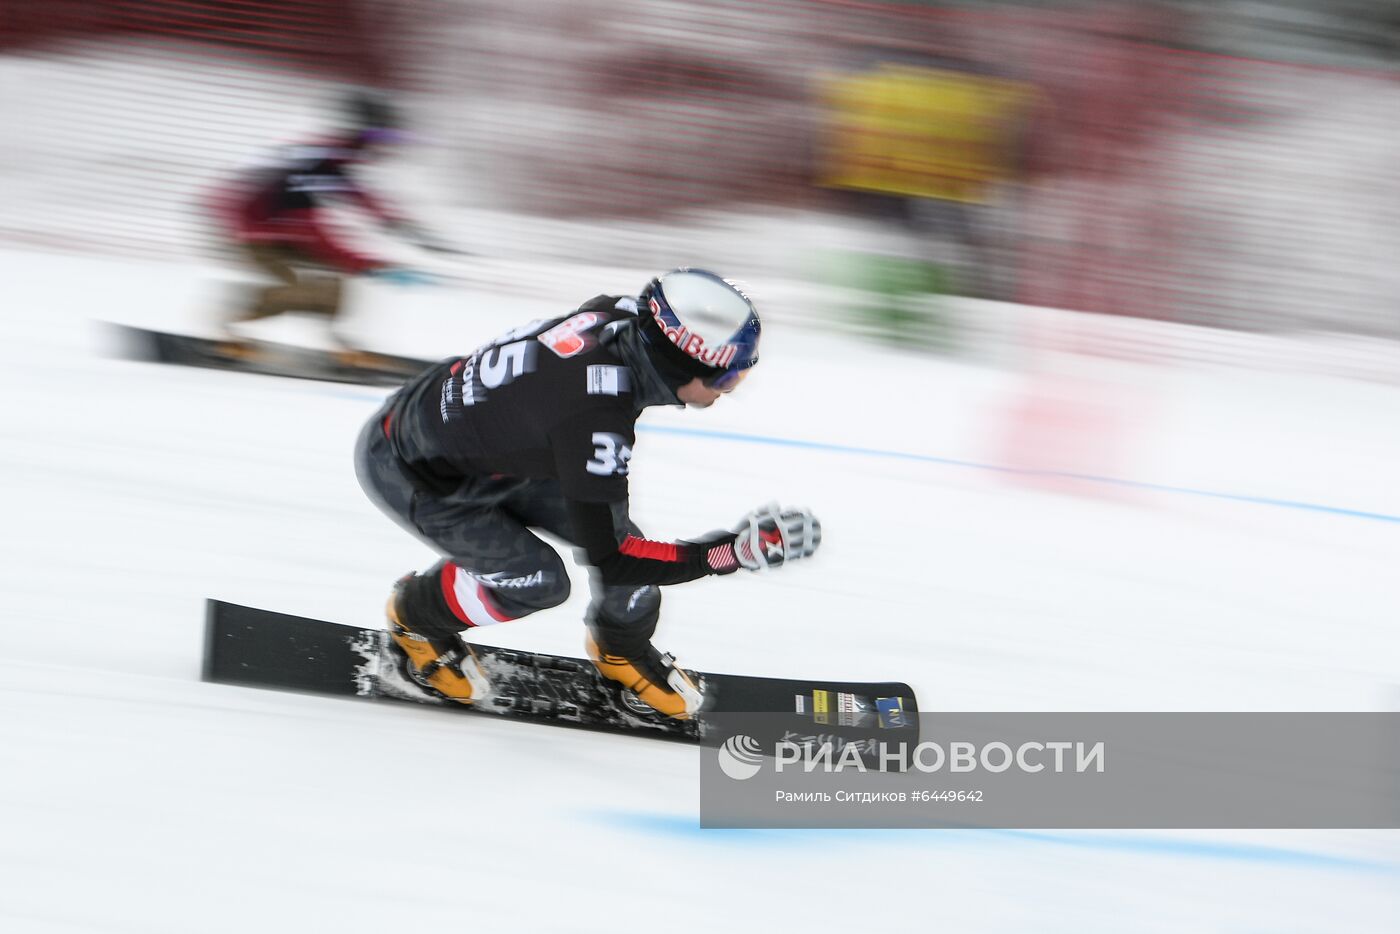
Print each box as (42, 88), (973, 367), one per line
(645, 269), (762, 389)
(706, 360), (754, 391)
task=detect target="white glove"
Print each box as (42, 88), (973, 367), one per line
(731, 502), (821, 572)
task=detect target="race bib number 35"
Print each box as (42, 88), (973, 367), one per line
(586, 432), (633, 476)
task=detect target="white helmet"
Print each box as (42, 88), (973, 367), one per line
(636, 268), (761, 389)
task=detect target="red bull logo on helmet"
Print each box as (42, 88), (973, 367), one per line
(648, 297), (740, 370)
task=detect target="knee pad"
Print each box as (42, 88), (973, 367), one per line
(436, 560), (569, 626)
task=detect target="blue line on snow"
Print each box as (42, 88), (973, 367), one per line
(596, 811), (1395, 873)
(320, 387), (1399, 525)
(636, 424), (1400, 525)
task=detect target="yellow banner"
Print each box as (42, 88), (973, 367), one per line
(819, 63), (1030, 203)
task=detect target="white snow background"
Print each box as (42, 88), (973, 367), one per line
(2, 29), (1399, 934)
(1, 247), (1397, 933)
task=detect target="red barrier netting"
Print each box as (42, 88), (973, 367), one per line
(2, 0), (1397, 336)
(0, 0), (393, 81)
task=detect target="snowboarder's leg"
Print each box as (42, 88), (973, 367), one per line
(584, 580), (701, 720)
(502, 491), (701, 719)
(238, 242), (342, 321)
(355, 418), (571, 702)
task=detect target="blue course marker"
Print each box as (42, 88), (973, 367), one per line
(326, 385), (1399, 526)
(638, 424), (1400, 526)
(598, 810), (1396, 874)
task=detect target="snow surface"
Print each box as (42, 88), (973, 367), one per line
(1, 248), (1398, 933)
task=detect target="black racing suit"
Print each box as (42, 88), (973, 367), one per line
(354, 295), (735, 657)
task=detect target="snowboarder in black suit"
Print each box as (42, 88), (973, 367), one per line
(354, 269), (821, 717)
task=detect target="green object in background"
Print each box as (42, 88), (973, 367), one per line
(830, 251), (957, 351)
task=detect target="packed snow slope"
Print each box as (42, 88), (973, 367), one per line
(1, 250), (1397, 933)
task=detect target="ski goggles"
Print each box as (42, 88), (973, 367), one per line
(702, 308), (761, 391)
(705, 357), (757, 391)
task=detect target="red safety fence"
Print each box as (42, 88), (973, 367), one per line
(0, 0), (387, 80)
(2, 0), (1397, 337)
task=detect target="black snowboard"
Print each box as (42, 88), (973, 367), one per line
(202, 600), (919, 748)
(108, 324), (437, 386)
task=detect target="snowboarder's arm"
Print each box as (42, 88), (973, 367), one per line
(566, 498), (734, 586)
